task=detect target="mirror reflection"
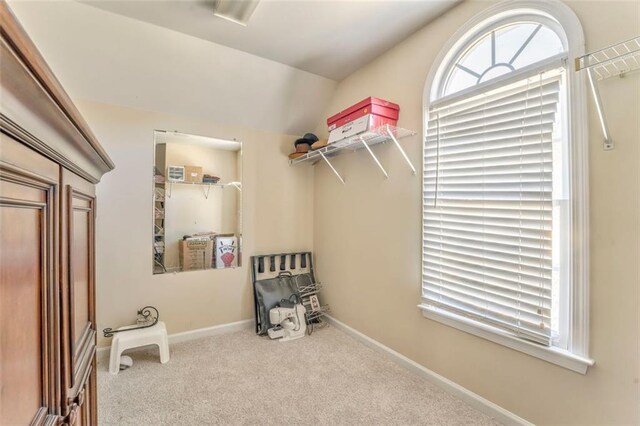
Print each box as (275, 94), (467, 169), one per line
(153, 130), (242, 274)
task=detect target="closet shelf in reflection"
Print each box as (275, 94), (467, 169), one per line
(165, 181), (242, 199)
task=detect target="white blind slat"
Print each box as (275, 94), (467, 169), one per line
(423, 264), (552, 295)
(422, 198), (553, 211)
(423, 286), (550, 322)
(424, 241), (552, 267)
(422, 297), (552, 343)
(424, 164), (553, 179)
(423, 220), (551, 240)
(426, 132), (552, 151)
(422, 68), (563, 346)
(427, 92), (560, 129)
(422, 228), (552, 251)
(423, 272), (552, 302)
(424, 151), (553, 170)
(427, 112), (557, 142)
(425, 136), (553, 157)
(431, 76), (561, 116)
(425, 140), (553, 163)
(425, 172), (552, 185)
(423, 253), (551, 281)
(426, 123), (555, 146)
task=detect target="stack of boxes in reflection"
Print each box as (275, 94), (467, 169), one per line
(179, 233), (238, 271)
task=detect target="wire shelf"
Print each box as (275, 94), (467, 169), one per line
(165, 180), (241, 199)
(576, 35), (640, 150)
(166, 180), (222, 187)
(576, 36), (640, 80)
(289, 124), (416, 183)
(289, 125), (416, 165)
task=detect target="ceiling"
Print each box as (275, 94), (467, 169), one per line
(79, 0), (460, 81)
(8, 0), (337, 135)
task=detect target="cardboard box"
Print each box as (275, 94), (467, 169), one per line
(214, 236), (238, 269)
(179, 238), (213, 271)
(184, 165), (203, 183)
(189, 232), (217, 267)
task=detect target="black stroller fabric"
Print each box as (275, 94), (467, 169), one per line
(254, 273), (300, 335)
(251, 252), (316, 335)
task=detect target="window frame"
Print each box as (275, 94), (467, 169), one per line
(420, 0), (593, 374)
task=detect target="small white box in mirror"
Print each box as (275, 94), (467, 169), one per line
(167, 165), (185, 182)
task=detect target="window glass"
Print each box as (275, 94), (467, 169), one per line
(443, 22), (564, 96)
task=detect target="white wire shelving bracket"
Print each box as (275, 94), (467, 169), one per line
(289, 124), (416, 184)
(227, 182), (242, 192)
(576, 36), (640, 151)
(359, 135), (388, 179)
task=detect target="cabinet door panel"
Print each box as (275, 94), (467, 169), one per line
(0, 206), (44, 424)
(60, 169), (96, 417)
(0, 142), (58, 425)
(72, 206), (91, 350)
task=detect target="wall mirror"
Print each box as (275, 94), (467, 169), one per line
(153, 130), (242, 274)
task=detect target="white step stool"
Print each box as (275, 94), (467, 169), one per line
(109, 320), (170, 375)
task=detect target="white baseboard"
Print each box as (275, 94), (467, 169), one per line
(325, 315), (533, 426)
(168, 319), (253, 344)
(97, 319), (253, 355)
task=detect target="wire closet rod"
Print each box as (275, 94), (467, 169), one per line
(576, 35), (640, 150)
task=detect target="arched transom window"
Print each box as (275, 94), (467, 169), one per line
(443, 21), (565, 97)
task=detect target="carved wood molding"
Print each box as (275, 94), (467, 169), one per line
(1, 115), (100, 184)
(0, 158), (58, 188)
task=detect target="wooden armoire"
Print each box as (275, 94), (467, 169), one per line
(0, 3), (114, 425)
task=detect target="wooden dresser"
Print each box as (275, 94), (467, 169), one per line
(0, 2), (114, 425)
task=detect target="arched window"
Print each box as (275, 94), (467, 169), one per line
(421, 1), (592, 373)
(442, 20), (564, 96)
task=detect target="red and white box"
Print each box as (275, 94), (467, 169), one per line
(326, 97), (399, 144)
(214, 236), (238, 269)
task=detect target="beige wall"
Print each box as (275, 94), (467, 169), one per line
(313, 1), (640, 424)
(81, 100), (314, 347)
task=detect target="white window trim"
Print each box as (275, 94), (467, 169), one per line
(421, 0), (592, 374)
(418, 305), (593, 374)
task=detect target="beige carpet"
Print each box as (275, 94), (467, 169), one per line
(97, 326), (500, 425)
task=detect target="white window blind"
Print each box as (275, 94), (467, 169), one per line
(423, 69), (563, 346)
